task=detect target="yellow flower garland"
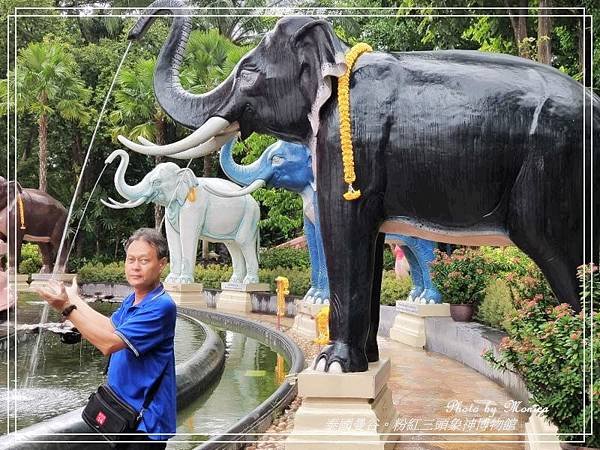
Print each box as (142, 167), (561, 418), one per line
(338, 43), (372, 201)
(17, 195), (25, 229)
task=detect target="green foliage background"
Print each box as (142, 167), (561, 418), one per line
(1, 0), (598, 264)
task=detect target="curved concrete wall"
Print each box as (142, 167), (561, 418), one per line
(0, 314), (225, 450)
(424, 317), (529, 403)
(176, 307), (305, 450)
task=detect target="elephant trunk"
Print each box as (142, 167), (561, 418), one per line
(219, 139), (273, 187)
(128, 0), (235, 131)
(107, 150), (151, 201)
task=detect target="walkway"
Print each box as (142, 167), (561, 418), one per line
(205, 310), (528, 450)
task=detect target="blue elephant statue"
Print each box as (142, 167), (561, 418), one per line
(206, 139), (330, 305)
(385, 234), (442, 304)
(208, 139), (443, 306)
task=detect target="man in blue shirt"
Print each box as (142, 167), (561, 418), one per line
(35, 228), (177, 449)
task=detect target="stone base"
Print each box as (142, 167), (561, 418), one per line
(286, 358), (397, 450)
(217, 290), (252, 313)
(220, 282), (270, 292)
(525, 410), (561, 450)
(389, 301), (450, 348)
(29, 273), (76, 291)
(292, 301), (327, 339)
(164, 283), (205, 306)
(12, 274), (29, 291)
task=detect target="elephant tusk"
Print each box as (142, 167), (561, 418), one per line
(137, 124), (239, 149)
(102, 196), (147, 209)
(118, 117), (230, 156)
(101, 198), (123, 209)
(137, 136), (154, 146)
(166, 134), (237, 160)
(204, 179), (266, 198)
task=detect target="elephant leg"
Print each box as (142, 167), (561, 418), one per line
(416, 240), (442, 304)
(239, 239), (259, 284)
(507, 162), (581, 311)
(6, 227), (22, 273)
(179, 209), (201, 283)
(303, 217), (319, 303)
(50, 215), (68, 273)
(38, 243), (54, 273)
(402, 244), (424, 302)
(164, 219), (182, 283)
(313, 204), (330, 304)
(226, 243), (246, 283)
(365, 233), (384, 363)
(315, 197), (383, 372)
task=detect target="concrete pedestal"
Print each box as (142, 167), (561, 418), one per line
(292, 301), (326, 339)
(29, 273), (76, 291)
(525, 410), (561, 450)
(217, 282), (269, 313)
(13, 274), (29, 291)
(164, 283), (204, 306)
(389, 301), (450, 348)
(286, 358), (397, 450)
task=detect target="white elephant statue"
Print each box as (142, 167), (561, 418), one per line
(102, 149), (260, 284)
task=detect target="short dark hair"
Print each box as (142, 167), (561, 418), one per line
(124, 228), (168, 260)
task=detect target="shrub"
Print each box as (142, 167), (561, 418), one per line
(259, 247), (310, 270)
(480, 246), (533, 277)
(193, 264), (311, 296)
(430, 248), (490, 305)
(380, 271), (412, 305)
(259, 267), (311, 296)
(194, 264), (232, 289)
(484, 266), (599, 447)
(382, 247), (395, 271)
(78, 261), (126, 283)
(18, 243), (42, 274)
(476, 278), (517, 332)
(480, 246), (554, 306)
(505, 263), (556, 309)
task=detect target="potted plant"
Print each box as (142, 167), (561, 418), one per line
(484, 266), (600, 449)
(430, 248), (490, 321)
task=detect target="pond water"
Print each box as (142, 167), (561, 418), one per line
(0, 292), (287, 446)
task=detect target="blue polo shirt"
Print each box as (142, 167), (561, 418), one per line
(108, 283), (177, 441)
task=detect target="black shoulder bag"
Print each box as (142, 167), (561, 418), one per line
(82, 356), (168, 446)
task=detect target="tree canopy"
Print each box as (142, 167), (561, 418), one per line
(1, 0), (597, 265)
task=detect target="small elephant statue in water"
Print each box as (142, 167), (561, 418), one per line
(102, 149), (260, 285)
(206, 139), (330, 304)
(385, 234), (442, 304)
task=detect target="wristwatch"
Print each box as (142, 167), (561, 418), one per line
(61, 304), (77, 318)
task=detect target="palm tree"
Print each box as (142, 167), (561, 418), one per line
(179, 30), (252, 259)
(16, 39), (91, 192)
(110, 57), (171, 229)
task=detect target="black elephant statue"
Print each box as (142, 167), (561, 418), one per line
(118, 0), (599, 372)
(0, 177), (69, 273)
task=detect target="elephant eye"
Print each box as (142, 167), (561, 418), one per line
(152, 179), (161, 187)
(272, 155), (284, 165)
(239, 69), (258, 86)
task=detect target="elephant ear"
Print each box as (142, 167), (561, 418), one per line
(174, 168), (199, 207)
(292, 20), (348, 139)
